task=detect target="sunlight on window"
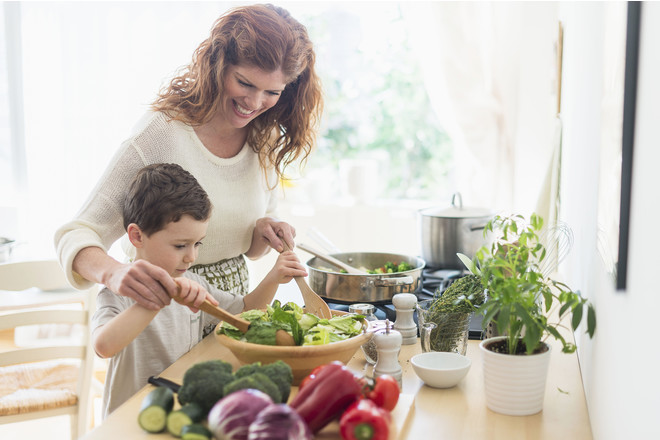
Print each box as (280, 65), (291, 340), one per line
(284, 2), (454, 203)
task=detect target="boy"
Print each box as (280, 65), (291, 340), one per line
(92, 163), (306, 418)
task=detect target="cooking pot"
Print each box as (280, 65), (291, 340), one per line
(419, 193), (493, 270)
(306, 252), (425, 304)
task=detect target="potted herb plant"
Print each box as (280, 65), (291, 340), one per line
(458, 213), (596, 416)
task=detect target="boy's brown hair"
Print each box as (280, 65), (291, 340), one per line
(123, 163), (212, 236)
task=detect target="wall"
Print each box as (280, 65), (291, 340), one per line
(560, 2), (660, 438)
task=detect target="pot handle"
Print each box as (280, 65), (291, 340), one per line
(373, 276), (414, 287)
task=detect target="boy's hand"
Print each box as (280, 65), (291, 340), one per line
(270, 250), (308, 284)
(173, 277), (219, 313)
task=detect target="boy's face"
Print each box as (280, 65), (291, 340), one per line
(135, 215), (209, 278)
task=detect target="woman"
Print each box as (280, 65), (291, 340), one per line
(55, 4), (323, 311)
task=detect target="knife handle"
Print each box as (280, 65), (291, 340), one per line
(148, 375), (181, 393)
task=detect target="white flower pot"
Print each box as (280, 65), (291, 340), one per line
(480, 336), (552, 416)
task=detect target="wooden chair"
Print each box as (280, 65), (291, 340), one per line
(0, 259), (97, 439)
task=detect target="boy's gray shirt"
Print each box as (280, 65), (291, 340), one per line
(92, 270), (244, 418)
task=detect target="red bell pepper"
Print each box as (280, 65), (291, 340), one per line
(289, 361), (362, 433)
(339, 398), (391, 440)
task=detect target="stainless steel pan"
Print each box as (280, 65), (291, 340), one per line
(305, 251), (425, 303)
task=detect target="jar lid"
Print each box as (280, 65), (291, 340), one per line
(349, 303), (375, 315)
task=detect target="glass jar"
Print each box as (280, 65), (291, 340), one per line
(349, 303), (384, 365)
(416, 299), (472, 355)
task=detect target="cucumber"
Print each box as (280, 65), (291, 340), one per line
(180, 423), (213, 440)
(166, 402), (204, 437)
(138, 386), (174, 433)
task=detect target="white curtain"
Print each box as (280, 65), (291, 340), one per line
(403, 2), (559, 216)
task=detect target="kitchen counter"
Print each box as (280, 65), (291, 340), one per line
(82, 329), (592, 439)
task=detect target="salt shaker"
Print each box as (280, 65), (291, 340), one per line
(373, 320), (403, 388)
(392, 293), (417, 345)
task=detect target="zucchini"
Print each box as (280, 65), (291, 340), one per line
(166, 402), (204, 437)
(138, 386), (174, 433)
(181, 423), (213, 440)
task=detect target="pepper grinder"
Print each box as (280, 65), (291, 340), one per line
(392, 293), (418, 345)
(373, 320), (403, 388)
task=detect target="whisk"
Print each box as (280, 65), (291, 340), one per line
(537, 222), (574, 277)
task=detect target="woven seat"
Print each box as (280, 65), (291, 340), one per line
(0, 359), (79, 415)
(0, 260), (97, 439)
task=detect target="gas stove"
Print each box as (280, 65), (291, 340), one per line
(325, 267), (484, 339)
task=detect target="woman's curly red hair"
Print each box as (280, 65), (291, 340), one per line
(153, 4), (323, 183)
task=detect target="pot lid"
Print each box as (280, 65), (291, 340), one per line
(419, 193), (493, 219)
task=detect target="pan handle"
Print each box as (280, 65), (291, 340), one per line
(372, 276), (414, 287)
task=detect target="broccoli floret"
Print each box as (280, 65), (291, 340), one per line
(177, 360), (235, 414)
(258, 360), (293, 403)
(222, 372), (281, 403)
(234, 362), (262, 379)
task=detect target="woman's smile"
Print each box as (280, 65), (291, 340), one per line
(232, 100), (257, 117)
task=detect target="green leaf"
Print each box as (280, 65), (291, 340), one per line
(546, 325), (562, 340)
(457, 253), (479, 275)
(571, 303), (583, 331)
(587, 305), (597, 338)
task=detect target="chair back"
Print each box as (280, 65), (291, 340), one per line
(0, 259), (96, 439)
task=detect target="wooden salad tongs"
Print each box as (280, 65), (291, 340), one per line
(174, 283), (295, 346)
(296, 242), (368, 275)
(281, 241), (333, 319)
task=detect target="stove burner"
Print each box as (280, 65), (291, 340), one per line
(325, 266), (483, 339)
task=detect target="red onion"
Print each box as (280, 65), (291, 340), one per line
(208, 389), (273, 440)
(248, 404), (312, 440)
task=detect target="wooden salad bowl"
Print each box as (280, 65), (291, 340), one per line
(215, 311), (373, 385)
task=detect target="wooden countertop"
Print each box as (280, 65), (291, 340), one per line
(83, 333), (592, 439)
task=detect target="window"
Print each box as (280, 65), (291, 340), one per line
(285, 3), (454, 202)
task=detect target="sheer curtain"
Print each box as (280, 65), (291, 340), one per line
(4, 1), (230, 258)
(402, 2), (559, 215)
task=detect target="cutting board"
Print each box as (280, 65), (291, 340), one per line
(315, 393), (415, 439)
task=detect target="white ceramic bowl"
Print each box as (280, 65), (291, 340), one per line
(411, 352), (472, 388)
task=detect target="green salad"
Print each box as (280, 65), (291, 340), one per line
(216, 300), (365, 346)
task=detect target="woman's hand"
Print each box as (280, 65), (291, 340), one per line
(245, 217), (297, 258)
(173, 277), (219, 313)
(103, 259), (178, 310)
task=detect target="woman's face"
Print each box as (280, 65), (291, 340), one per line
(220, 64), (287, 129)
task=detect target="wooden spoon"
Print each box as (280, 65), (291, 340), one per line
(174, 285), (295, 346)
(281, 241), (333, 319)
(296, 242), (368, 275)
